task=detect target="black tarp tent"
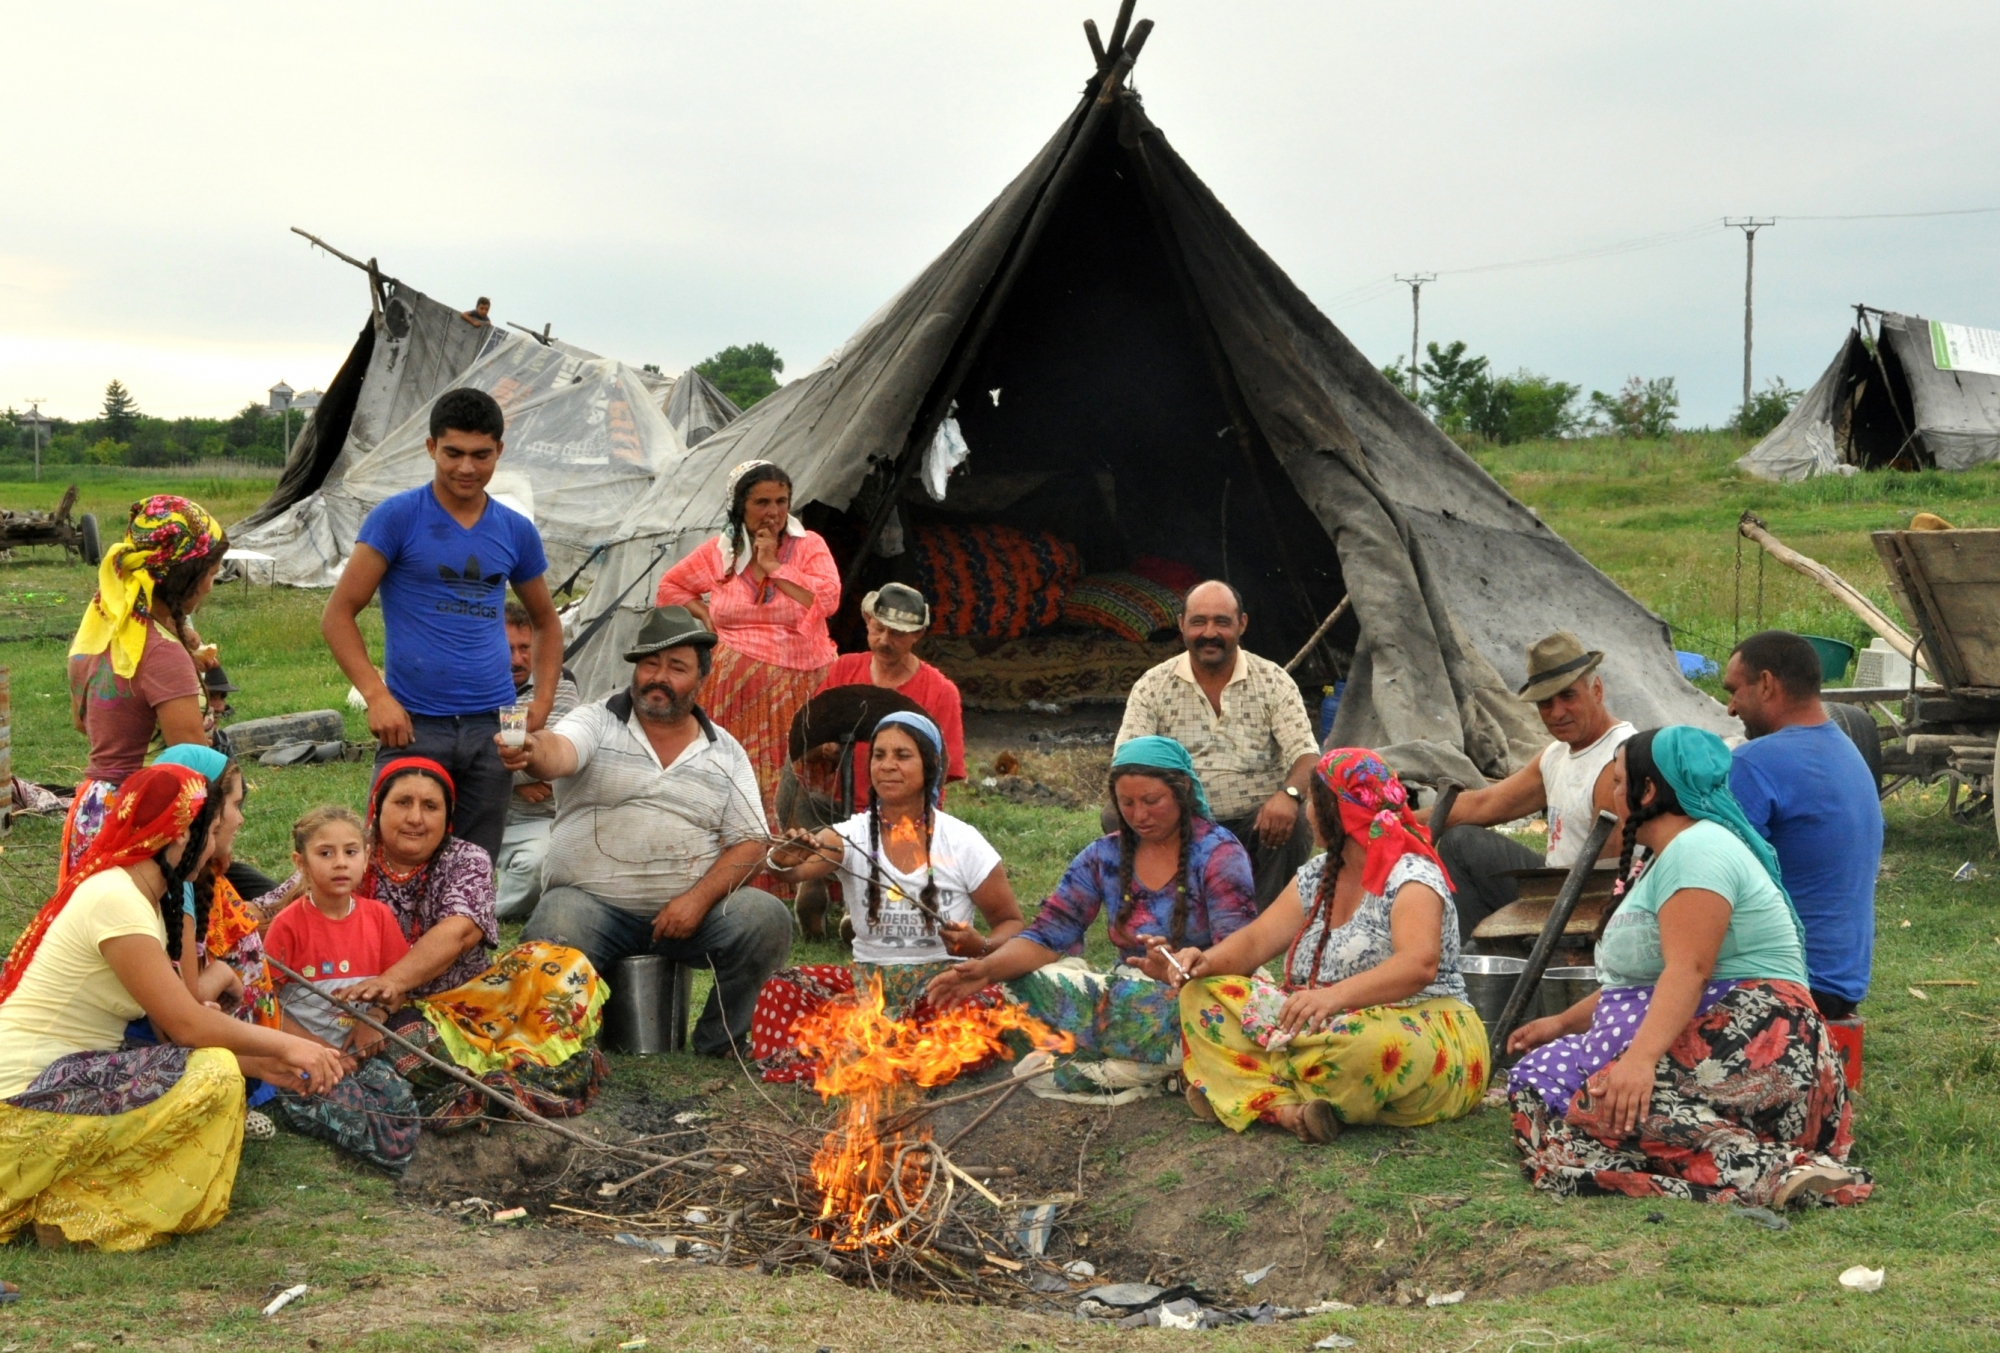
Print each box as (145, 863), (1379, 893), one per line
(566, 10), (1727, 783)
(1740, 308), (2000, 481)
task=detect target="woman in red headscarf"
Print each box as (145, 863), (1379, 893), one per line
(0, 765), (347, 1250)
(254, 758), (607, 1141)
(1141, 748), (1490, 1143)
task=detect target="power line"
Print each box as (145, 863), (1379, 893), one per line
(1781, 205), (2000, 221)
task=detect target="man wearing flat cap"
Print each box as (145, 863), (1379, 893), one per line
(502, 605), (790, 1056)
(1425, 631), (1635, 946)
(778, 582), (966, 936)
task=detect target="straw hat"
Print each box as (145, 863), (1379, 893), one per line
(1517, 631), (1604, 703)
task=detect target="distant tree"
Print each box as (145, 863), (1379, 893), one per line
(1472, 371), (1583, 444)
(1730, 378), (1801, 440)
(695, 343), (784, 409)
(1417, 341), (1492, 434)
(1379, 358), (1417, 402)
(641, 363), (662, 374)
(85, 437), (129, 465)
(101, 380), (140, 441)
(1589, 376), (1680, 439)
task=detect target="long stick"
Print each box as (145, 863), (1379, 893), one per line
(263, 954), (671, 1166)
(940, 1078), (1028, 1152)
(880, 1074), (1032, 1134)
(1283, 596), (1352, 674)
(1488, 810), (1617, 1057)
(1736, 513), (1921, 664)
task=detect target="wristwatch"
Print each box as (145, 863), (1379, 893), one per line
(1282, 785), (1303, 803)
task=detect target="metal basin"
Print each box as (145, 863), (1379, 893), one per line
(603, 956), (692, 1055)
(1537, 966), (1601, 1022)
(1458, 955), (1528, 1031)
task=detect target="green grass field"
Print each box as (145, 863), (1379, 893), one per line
(0, 459), (1996, 1351)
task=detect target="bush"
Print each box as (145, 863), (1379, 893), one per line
(1730, 378), (1801, 439)
(1588, 376), (1679, 439)
(1471, 371), (1582, 444)
(85, 438), (130, 465)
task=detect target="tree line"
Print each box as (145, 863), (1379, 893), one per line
(2, 381), (296, 469)
(1381, 342), (1800, 443)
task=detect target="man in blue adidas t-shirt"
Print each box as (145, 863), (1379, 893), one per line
(322, 387), (564, 863)
(1724, 629), (1883, 1020)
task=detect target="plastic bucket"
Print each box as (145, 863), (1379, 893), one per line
(1803, 635), (1856, 684)
(1537, 966), (1601, 1022)
(1459, 955), (1528, 1031)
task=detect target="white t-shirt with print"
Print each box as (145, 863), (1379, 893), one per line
(833, 809), (1000, 965)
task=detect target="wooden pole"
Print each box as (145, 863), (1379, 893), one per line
(1735, 512), (1922, 664)
(1283, 596), (1351, 674)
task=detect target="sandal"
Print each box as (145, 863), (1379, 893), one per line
(1772, 1162), (1854, 1209)
(1184, 1082), (1219, 1124)
(244, 1109), (277, 1141)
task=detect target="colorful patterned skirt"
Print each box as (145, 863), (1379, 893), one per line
(0, 1045), (244, 1251)
(701, 643), (829, 832)
(1180, 977), (1489, 1130)
(1000, 963), (1187, 1097)
(1508, 978), (1873, 1207)
(751, 961), (1001, 1083)
(388, 941), (609, 1132)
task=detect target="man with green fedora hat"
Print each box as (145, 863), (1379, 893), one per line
(1424, 630), (1636, 946)
(502, 605), (791, 1057)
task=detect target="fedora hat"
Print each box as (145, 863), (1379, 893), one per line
(1517, 631), (1604, 703)
(861, 582), (930, 633)
(624, 605), (719, 663)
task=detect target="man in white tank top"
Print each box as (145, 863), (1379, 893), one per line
(1424, 631), (1634, 946)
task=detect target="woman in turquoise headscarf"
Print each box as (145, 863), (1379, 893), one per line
(925, 737), (1258, 1095)
(1506, 726), (1872, 1209)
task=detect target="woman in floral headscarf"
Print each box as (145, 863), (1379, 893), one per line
(1160, 748), (1489, 1143)
(63, 495), (228, 882)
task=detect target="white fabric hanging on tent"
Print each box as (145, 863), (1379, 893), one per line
(924, 410), (970, 501)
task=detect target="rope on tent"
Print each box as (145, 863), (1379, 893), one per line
(562, 539), (676, 665)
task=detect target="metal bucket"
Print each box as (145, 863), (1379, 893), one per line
(1537, 966), (1600, 1022)
(1458, 955), (1528, 1031)
(604, 956), (691, 1055)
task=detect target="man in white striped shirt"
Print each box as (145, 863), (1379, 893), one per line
(504, 606), (791, 1057)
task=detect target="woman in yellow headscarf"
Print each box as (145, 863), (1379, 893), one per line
(64, 495), (228, 883)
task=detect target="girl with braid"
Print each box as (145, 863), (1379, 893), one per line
(753, 713), (1024, 1080)
(1168, 748), (1487, 1142)
(1505, 727), (1870, 1209)
(925, 737), (1257, 1097)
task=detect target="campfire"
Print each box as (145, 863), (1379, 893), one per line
(793, 973), (1074, 1250)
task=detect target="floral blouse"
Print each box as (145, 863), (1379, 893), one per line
(365, 837), (499, 998)
(1283, 853), (1467, 1005)
(1021, 816), (1258, 961)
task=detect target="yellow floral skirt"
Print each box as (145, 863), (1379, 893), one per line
(1180, 977), (1489, 1131)
(0, 1047), (245, 1251)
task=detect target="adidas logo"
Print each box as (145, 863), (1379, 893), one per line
(437, 554), (507, 596)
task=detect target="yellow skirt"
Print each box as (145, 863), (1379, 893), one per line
(0, 1047), (245, 1251)
(1180, 978), (1489, 1130)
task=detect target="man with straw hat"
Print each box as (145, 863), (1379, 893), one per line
(1425, 631), (1635, 945)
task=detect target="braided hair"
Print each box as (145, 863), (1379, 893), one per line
(1608, 729), (1682, 913)
(159, 768), (231, 965)
(1291, 769), (1349, 987)
(723, 463), (792, 582)
(864, 724), (942, 930)
(1107, 767), (1199, 948)
(151, 534), (229, 645)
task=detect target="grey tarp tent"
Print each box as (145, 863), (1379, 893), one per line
(665, 369), (743, 447)
(1741, 309), (2000, 481)
(566, 20), (1727, 782)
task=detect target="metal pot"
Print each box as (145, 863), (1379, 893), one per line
(603, 956), (692, 1056)
(1537, 966), (1601, 1022)
(1458, 954), (1528, 1031)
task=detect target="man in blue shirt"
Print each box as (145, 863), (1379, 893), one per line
(322, 387), (564, 863)
(1724, 630), (1882, 1019)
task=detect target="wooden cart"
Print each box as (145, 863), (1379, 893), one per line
(0, 485), (100, 565)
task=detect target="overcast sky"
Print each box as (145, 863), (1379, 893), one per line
(7, 1), (1998, 425)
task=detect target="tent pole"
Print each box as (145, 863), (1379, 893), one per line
(844, 48), (1142, 585)
(1853, 305), (1922, 468)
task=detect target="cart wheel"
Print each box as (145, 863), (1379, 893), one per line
(79, 513), (101, 566)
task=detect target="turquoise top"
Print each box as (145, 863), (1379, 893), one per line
(1596, 820), (1809, 989)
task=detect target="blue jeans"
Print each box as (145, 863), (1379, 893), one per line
(523, 885), (792, 1057)
(376, 712), (512, 864)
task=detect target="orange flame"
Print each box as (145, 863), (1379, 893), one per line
(793, 973), (1074, 1248)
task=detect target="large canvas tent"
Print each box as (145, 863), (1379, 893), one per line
(1740, 309), (2000, 482)
(567, 8), (1726, 784)
(234, 260), (698, 587)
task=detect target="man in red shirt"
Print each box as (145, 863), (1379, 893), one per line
(779, 583), (966, 937)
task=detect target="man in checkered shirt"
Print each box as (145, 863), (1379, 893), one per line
(1114, 580), (1321, 909)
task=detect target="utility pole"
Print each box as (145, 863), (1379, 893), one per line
(1724, 218), (1775, 411)
(1395, 274), (1437, 403)
(21, 401), (48, 481)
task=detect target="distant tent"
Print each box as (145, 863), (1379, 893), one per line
(233, 285), (686, 587)
(565, 10), (1727, 783)
(665, 369), (743, 447)
(1740, 309), (2000, 482)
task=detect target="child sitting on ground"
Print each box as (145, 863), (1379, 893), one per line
(265, 806), (409, 1059)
